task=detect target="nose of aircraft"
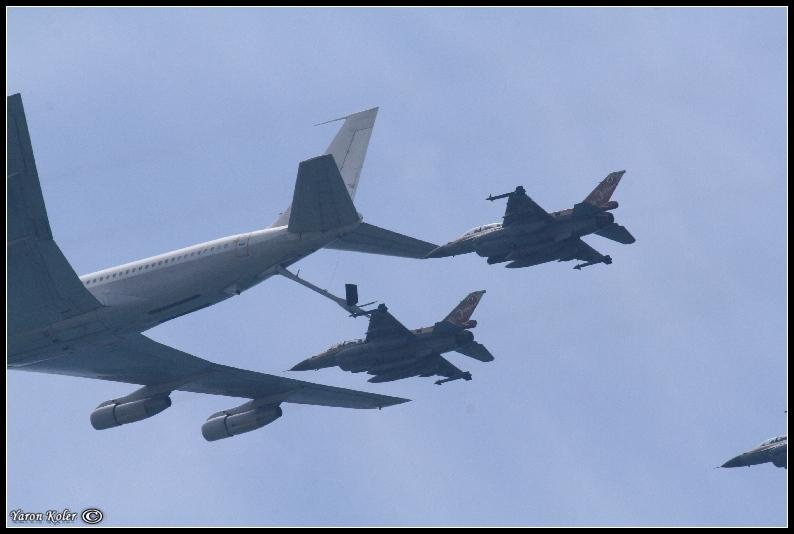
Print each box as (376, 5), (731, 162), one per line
(290, 358), (319, 371)
(290, 353), (338, 371)
(721, 455), (744, 468)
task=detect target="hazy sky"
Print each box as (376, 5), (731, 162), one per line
(7, 7), (787, 527)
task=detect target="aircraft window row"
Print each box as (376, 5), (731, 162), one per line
(83, 242), (233, 286)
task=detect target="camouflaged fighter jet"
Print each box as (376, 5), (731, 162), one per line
(721, 436), (787, 469)
(427, 171), (635, 269)
(290, 291), (493, 385)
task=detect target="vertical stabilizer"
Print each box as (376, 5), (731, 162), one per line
(583, 170), (625, 206)
(442, 290), (486, 328)
(272, 108), (378, 227)
(286, 155), (360, 234)
(325, 107), (378, 200)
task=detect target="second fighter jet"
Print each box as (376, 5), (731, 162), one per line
(290, 291), (493, 385)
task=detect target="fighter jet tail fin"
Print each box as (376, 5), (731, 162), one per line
(583, 170), (626, 206)
(440, 290), (486, 330)
(272, 108), (378, 228)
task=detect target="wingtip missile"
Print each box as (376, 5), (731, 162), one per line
(573, 255), (612, 270)
(434, 372), (473, 385)
(487, 186), (525, 202)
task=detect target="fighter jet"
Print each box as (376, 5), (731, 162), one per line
(291, 291), (493, 385)
(721, 436), (787, 469)
(427, 171), (635, 269)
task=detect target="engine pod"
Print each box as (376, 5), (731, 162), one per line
(202, 405), (283, 441)
(90, 396), (172, 430)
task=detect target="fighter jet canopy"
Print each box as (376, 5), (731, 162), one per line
(759, 436), (786, 447)
(461, 223), (500, 238)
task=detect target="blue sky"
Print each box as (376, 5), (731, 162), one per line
(7, 7), (787, 526)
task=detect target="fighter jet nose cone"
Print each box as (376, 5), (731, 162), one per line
(721, 456), (742, 468)
(290, 360), (315, 371)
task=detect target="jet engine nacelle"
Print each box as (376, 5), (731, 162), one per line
(595, 212), (615, 225)
(202, 405), (283, 442)
(90, 396), (172, 430)
(456, 330), (475, 345)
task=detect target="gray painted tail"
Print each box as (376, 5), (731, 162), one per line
(272, 107), (378, 228)
(286, 155), (359, 234)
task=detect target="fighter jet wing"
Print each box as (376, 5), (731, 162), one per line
(365, 306), (416, 342)
(455, 341), (495, 362)
(7, 94), (102, 339)
(17, 333), (409, 409)
(503, 188), (554, 227)
(434, 357), (463, 378)
(772, 449), (788, 469)
(571, 239), (609, 263)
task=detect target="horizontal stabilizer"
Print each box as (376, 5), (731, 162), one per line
(595, 223), (635, 244)
(325, 222), (438, 259)
(288, 154), (360, 234)
(455, 341), (494, 362)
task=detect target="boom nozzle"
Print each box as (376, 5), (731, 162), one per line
(345, 284), (359, 307)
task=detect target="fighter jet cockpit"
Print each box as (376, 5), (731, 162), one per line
(326, 339), (362, 352)
(461, 223), (500, 239)
(759, 436), (787, 447)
